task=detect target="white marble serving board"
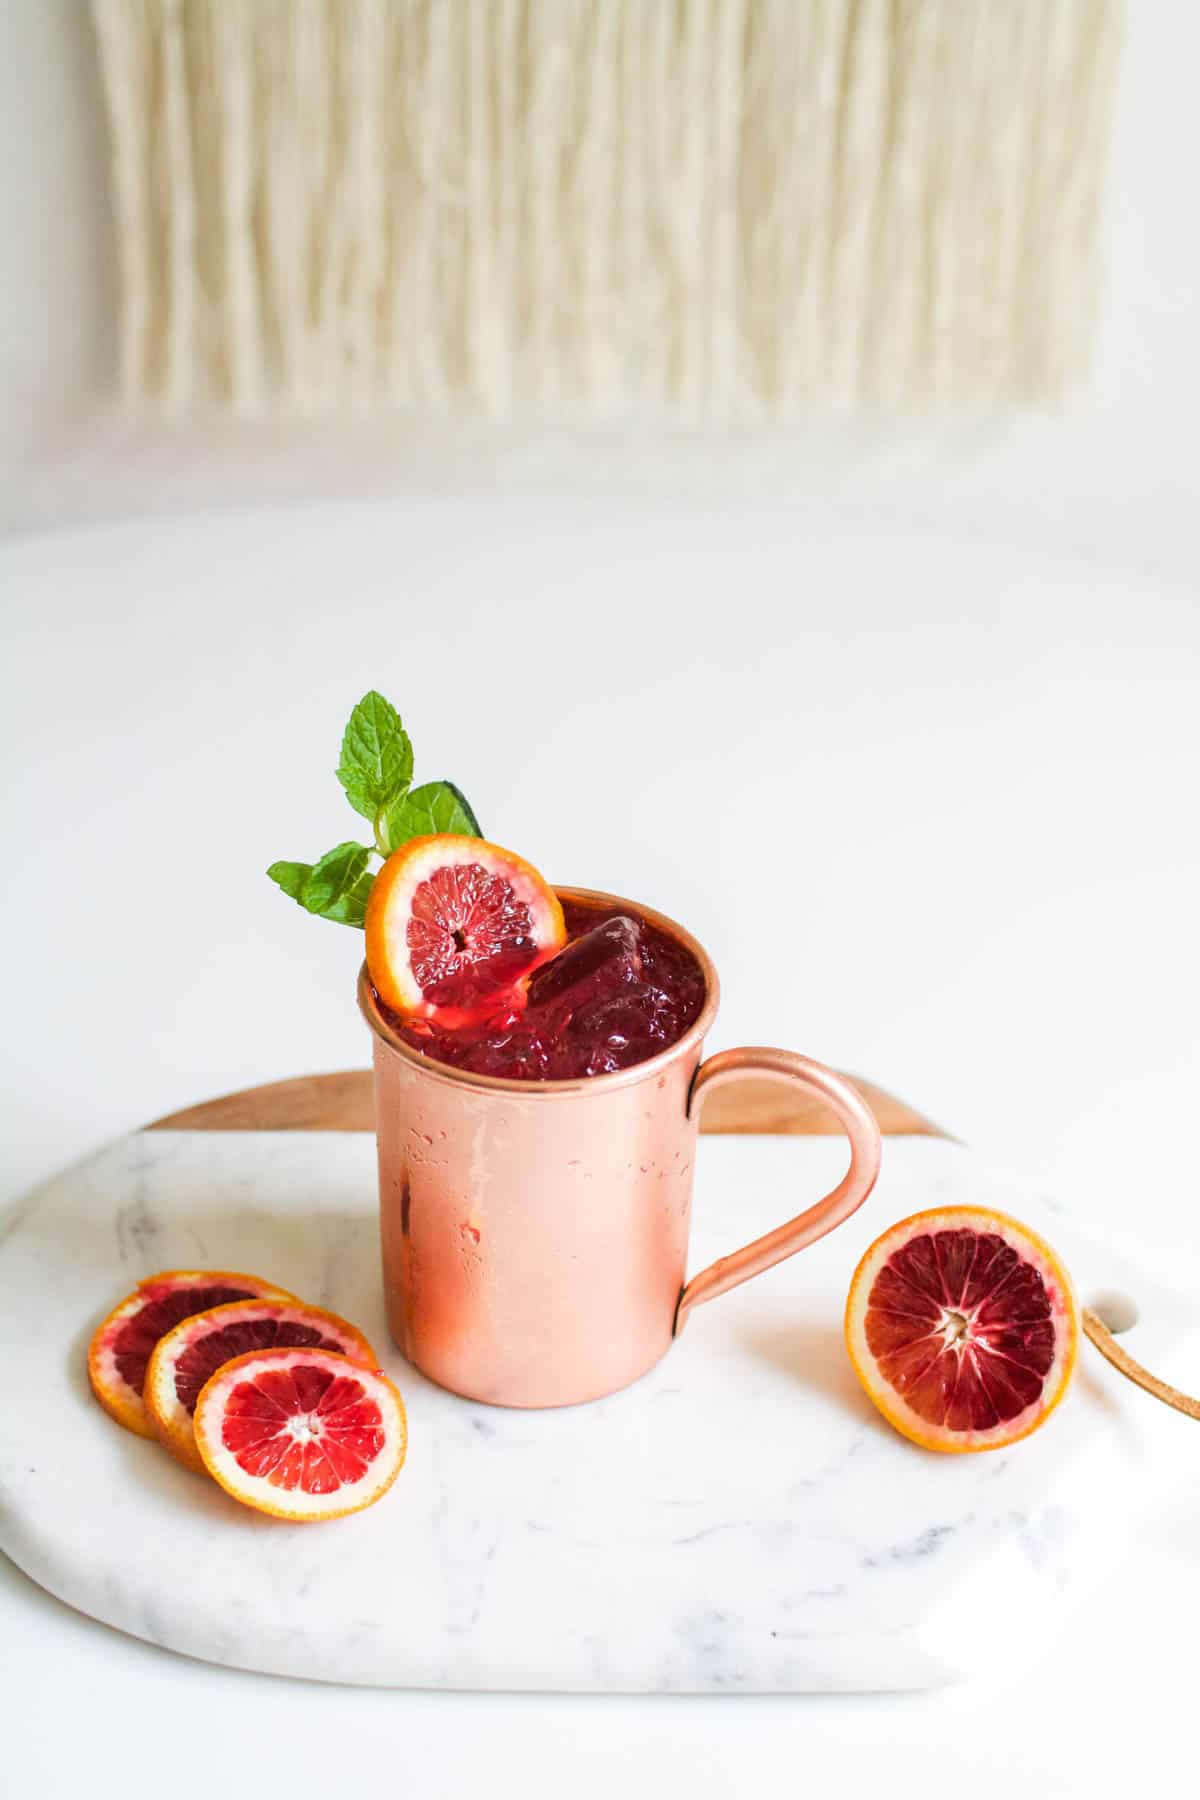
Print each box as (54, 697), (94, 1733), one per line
(0, 1130), (1192, 1692)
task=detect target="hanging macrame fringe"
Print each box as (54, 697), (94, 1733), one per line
(91, 0), (1122, 418)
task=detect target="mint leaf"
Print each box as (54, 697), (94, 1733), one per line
(380, 780), (482, 853)
(301, 842), (375, 925)
(267, 860), (311, 901)
(337, 691), (414, 823)
(267, 843), (375, 927)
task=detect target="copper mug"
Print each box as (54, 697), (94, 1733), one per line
(359, 887), (882, 1408)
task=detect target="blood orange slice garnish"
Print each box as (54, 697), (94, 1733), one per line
(88, 1269), (296, 1439)
(845, 1206), (1079, 1453)
(365, 833), (566, 1028)
(144, 1300), (378, 1471)
(193, 1347), (407, 1521)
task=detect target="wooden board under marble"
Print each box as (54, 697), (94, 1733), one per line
(148, 1067), (945, 1138)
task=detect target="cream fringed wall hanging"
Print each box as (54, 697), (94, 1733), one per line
(91, 0), (1122, 418)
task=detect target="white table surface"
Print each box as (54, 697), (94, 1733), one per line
(3, 501), (1198, 1797)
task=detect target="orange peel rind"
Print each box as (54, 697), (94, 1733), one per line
(365, 834), (565, 1028)
(145, 1299), (378, 1471)
(193, 1347), (407, 1521)
(845, 1205), (1079, 1454)
(87, 1269), (296, 1439)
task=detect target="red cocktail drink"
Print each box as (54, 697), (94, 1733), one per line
(373, 898), (707, 1081)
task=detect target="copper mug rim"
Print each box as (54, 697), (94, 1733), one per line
(357, 884), (720, 1097)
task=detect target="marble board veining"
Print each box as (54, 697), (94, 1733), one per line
(0, 1130), (1191, 1692)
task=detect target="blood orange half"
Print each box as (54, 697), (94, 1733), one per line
(193, 1347), (407, 1521)
(845, 1207), (1079, 1453)
(145, 1300), (378, 1471)
(365, 833), (566, 1028)
(88, 1269), (296, 1438)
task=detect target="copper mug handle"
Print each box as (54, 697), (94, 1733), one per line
(674, 1047), (883, 1334)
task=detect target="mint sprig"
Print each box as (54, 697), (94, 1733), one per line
(268, 692), (481, 927)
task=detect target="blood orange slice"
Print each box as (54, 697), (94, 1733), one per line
(365, 833), (566, 1028)
(845, 1207), (1079, 1453)
(88, 1269), (296, 1438)
(145, 1300), (378, 1471)
(193, 1347), (407, 1521)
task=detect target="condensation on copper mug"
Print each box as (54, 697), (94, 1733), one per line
(371, 1032), (700, 1406)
